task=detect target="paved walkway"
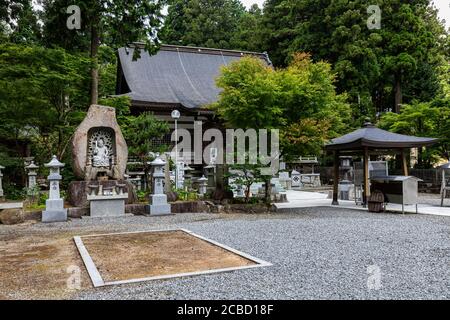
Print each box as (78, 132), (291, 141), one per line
(274, 190), (450, 217)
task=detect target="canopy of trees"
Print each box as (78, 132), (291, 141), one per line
(0, 0), (448, 190)
(210, 54), (352, 160)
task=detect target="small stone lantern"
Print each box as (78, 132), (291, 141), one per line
(42, 155), (67, 223)
(197, 175), (208, 196)
(183, 164), (195, 189)
(25, 160), (39, 191)
(147, 154), (171, 215)
(204, 163), (216, 191)
(0, 165), (4, 198)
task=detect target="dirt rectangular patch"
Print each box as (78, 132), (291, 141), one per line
(76, 229), (270, 286)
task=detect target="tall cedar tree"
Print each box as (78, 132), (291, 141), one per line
(41, 0), (166, 105)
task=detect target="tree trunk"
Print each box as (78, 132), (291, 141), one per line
(245, 185), (251, 203)
(394, 74), (402, 113)
(90, 24), (100, 105)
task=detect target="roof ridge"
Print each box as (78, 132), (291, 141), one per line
(127, 42), (269, 59)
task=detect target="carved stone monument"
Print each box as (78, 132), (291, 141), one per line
(42, 156), (67, 223)
(68, 105), (137, 207)
(72, 105), (127, 181)
(147, 154), (171, 215)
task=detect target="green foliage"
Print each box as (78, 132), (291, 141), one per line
(0, 43), (90, 167)
(124, 112), (170, 158)
(260, 0), (448, 117)
(122, 111), (170, 190)
(1, 0), (42, 44)
(41, 0), (166, 53)
(211, 56), (283, 129)
(41, 0), (166, 104)
(211, 54), (352, 159)
(160, 0), (262, 51)
(379, 98), (450, 167)
(136, 190), (148, 203)
(176, 189), (199, 201)
(226, 153), (265, 203)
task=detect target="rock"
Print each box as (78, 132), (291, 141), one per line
(212, 189), (234, 201)
(169, 201), (210, 213)
(166, 191), (178, 202)
(67, 180), (137, 207)
(72, 105), (128, 180)
(67, 207), (89, 218)
(0, 209), (25, 225)
(125, 204), (147, 215)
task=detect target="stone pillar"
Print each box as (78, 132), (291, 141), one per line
(147, 154), (171, 215)
(42, 155), (67, 223)
(176, 161), (185, 189)
(205, 164), (215, 191)
(0, 165), (4, 199)
(25, 161), (39, 192)
(163, 153), (172, 193)
(198, 175), (208, 196)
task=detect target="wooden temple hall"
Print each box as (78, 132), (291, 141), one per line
(325, 120), (437, 207)
(115, 44), (272, 157)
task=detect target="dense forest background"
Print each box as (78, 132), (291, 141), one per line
(0, 0), (449, 192)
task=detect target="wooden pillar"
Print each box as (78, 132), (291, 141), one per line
(332, 151), (339, 205)
(401, 149), (409, 176)
(363, 147), (370, 206)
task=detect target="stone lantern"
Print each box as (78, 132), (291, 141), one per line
(183, 164), (194, 189)
(0, 165), (4, 199)
(25, 160), (39, 190)
(204, 163), (216, 191)
(42, 155), (67, 223)
(147, 154), (171, 215)
(197, 175), (208, 196)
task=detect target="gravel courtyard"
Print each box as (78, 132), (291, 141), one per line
(1, 207), (449, 300)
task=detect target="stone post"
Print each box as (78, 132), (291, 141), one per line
(198, 175), (208, 196)
(25, 161), (39, 191)
(147, 154), (171, 215)
(0, 165), (4, 199)
(42, 155), (67, 223)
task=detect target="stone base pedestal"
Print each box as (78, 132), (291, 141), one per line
(88, 194), (128, 217)
(68, 180), (137, 207)
(147, 194), (171, 215)
(42, 209), (68, 223)
(42, 199), (67, 223)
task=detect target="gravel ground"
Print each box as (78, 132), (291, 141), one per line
(419, 193), (447, 206)
(1, 208), (449, 300)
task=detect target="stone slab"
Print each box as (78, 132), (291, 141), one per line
(42, 209), (68, 223)
(90, 198), (125, 217)
(146, 203), (171, 216)
(0, 202), (23, 210)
